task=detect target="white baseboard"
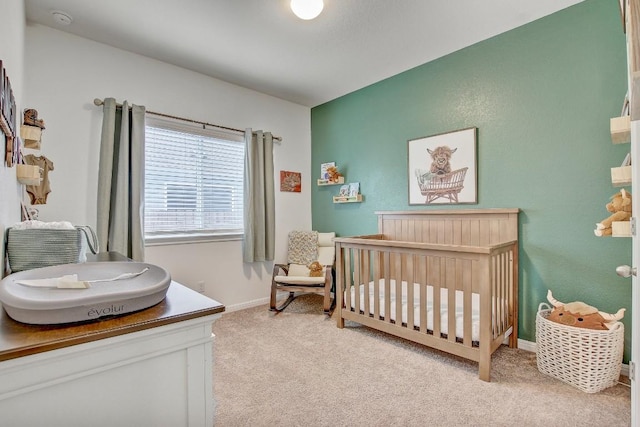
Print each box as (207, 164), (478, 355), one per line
(224, 297), (270, 313)
(517, 338), (629, 378)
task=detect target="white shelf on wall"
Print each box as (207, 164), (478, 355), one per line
(20, 125), (42, 150)
(612, 221), (631, 237)
(611, 165), (632, 186)
(333, 194), (363, 204)
(317, 177), (344, 186)
(610, 116), (631, 143)
(16, 164), (40, 185)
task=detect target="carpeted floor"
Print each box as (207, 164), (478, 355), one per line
(212, 294), (631, 426)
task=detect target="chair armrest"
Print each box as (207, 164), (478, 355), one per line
(272, 263), (289, 277)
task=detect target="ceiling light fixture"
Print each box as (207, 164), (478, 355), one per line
(290, 0), (324, 20)
(51, 10), (73, 25)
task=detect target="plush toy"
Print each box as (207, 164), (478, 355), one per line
(23, 109), (45, 129)
(325, 166), (342, 183)
(308, 261), (324, 277)
(594, 189), (632, 237)
(546, 290), (625, 330)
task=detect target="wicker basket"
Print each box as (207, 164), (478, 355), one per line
(6, 226), (98, 273)
(536, 303), (624, 393)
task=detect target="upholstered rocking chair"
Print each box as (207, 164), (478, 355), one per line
(270, 231), (336, 314)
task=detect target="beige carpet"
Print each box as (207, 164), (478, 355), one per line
(212, 294), (631, 426)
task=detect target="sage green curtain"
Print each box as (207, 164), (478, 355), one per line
(243, 129), (275, 262)
(97, 98), (146, 261)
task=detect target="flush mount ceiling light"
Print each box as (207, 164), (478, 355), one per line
(51, 10), (73, 25)
(290, 0), (324, 20)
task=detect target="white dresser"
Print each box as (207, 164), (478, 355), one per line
(0, 258), (224, 427)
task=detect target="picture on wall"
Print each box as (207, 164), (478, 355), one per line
(280, 170), (302, 192)
(408, 127), (477, 205)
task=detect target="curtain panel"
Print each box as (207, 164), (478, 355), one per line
(243, 129), (275, 262)
(97, 98), (146, 261)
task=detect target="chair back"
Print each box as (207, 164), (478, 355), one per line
(317, 232), (335, 266)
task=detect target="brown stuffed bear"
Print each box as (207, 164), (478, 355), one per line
(594, 189), (632, 237)
(325, 166), (342, 183)
(308, 261), (324, 277)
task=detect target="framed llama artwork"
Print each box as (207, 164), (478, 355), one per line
(407, 127), (477, 205)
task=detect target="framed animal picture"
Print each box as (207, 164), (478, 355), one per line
(280, 170), (301, 192)
(407, 127), (477, 205)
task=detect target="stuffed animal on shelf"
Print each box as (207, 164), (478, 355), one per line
(23, 109), (45, 129)
(546, 290), (625, 330)
(594, 189), (632, 237)
(325, 166), (342, 183)
(308, 261), (324, 277)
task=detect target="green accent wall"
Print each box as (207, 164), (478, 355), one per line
(311, 0), (633, 361)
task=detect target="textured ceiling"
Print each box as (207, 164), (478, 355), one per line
(25, 0), (585, 107)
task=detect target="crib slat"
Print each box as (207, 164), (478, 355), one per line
(395, 252), (402, 326)
(407, 254), (414, 330)
(419, 256), (427, 333)
(344, 247), (352, 315)
(447, 257), (456, 343)
(353, 249), (360, 315)
(432, 256), (441, 338)
(384, 251), (391, 324)
(363, 249), (370, 317)
(463, 258), (472, 347)
(373, 249), (380, 320)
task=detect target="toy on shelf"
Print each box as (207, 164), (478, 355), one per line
(318, 162), (344, 185)
(594, 189), (631, 237)
(546, 290), (625, 330)
(23, 109), (45, 129)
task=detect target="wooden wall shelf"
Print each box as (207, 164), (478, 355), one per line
(317, 177), (344, 186)
(333, 195), (363, 203)
(611, 165), (632, 186)
(610, 116), (631, 143)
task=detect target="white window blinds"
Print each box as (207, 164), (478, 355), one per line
(144, 116), (245, 240)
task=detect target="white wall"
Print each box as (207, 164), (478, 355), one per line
(24, 24), (312, 309)
(0, 0), (25, 271)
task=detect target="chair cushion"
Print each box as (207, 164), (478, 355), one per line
(274, 275), (326, 285)
(318, 232), (335, 247)
(287, 263), (311, 277)
(287, 231), (318, 265)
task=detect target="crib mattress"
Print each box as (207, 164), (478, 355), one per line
(349, 279), (482, 341)
(0, 262), (171, 325)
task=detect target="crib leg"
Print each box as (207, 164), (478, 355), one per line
(479, 354), (491, 382)
(337, 315), (344, 328)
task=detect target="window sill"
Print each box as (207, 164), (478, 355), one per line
(144, 233), (242, 246)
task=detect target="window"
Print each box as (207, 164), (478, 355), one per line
(144, 116), (245, 243)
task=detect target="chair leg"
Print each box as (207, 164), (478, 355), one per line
(269, 282), (278, 311)
(323, 290), (331, 315)
(270, 291), (297, 312)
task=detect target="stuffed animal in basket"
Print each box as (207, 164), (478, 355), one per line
(594, 189), (632, 237)
(308, 261), (324, 277)
(546, 290), (625, 330)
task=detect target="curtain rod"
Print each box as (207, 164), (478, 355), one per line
(92, 98), (282, 141)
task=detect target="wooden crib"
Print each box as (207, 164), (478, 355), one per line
(334, 209), (519, 381)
